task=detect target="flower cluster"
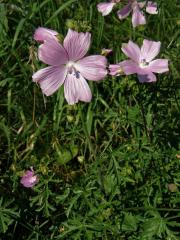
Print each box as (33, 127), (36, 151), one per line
(32, 27), (168, 105)
(27, 1), (169, 188)
(97, 0), (158, 28)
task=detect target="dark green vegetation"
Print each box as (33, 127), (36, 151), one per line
(0, 0), (179, 239)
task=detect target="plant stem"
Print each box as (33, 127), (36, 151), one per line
(79, 104), (96, 160)
(123, 207), (180, 212)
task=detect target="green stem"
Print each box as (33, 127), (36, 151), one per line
(137, 84), (150, 141)
(79, 104), (96, 160)
(123, 207), (180, 212)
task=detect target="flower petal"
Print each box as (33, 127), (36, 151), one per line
(76, 55), (107, 81)
(138, 72), (157, 82)
(32, 66), (67, 96)
(38, 38), (68, 66)
(132, 5), (146, 28)
(148, 59), (169, 73)
(97, 3), (116, 16)
(64, 73), (92, 105)
(121, 40), (141, 63)
(120, 60), (140, 75)
(109, 63), (124, 76)
(63, 29), (91, 61)
(20, 170), (38, 188)
(146, 1), (158, 14)
(117, 3), (132, 20)
(33, 27), (58, 42)
(141, 39), (161, 62)
(21, 176), (38, 188)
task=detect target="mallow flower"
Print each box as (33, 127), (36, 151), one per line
(97, 0), (121, 16)
(117, 0), (158, 27)
(109, 39), (169, 82)
(98, 0), (158, 28)
(20, 168), (38, 188)
(146, 1), (158, 14)
(117, 0), (146, 27)
(33, 28), (107, 104)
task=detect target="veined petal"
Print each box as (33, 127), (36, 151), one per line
(121, 40), (141, 63)
(117, 3), (132, 20)
(33, 27), (58, 42)
(64, 73), (92, 105)
(97, 3), (116, 16)
(109, 63), (124, 76)
(38, 38), (68, 66)
(120, 60), (140, 75)
(148, 59), (169, 73)
(141, 39), (161, 62)
(76, 55), (107, 81)
(63, 29), (91, 61)
(146, 1), (158, 14)
(132, 5), (146, 28)
(138, 72), (157, 82)
(32, 66), (67, 96)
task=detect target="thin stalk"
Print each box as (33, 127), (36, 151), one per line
(79, 104), (96, 160)
(137, 84), (150, 141)
(123, 207), (180, 212)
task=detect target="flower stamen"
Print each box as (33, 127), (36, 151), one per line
(66, 61), (80, 78)
(139, 59), (149, 68)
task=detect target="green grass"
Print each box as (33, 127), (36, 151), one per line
(0, 0), (179, 239)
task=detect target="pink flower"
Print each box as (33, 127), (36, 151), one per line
(117, 0), (146, 28)
(33, 29), (107, 105)
(109, 39), (169, 82)
(97, 0), (120, 16)
(117, 0), (158, 27)
(146, 1), (158, 14)
(98, 1), (158, 27)
(20, 168), (38, 188)
(33, 27), (58, 43)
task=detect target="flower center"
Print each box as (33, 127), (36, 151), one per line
(66, 61), (75, 72)
(139, 59), (149, 68)
(66, 61), (80, 79)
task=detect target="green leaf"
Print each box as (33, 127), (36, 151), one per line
(122, 212), (139, 232)
(56, 144), (78, 165)
(12, 18), (26, 48)
(0, 198), (19, 233)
